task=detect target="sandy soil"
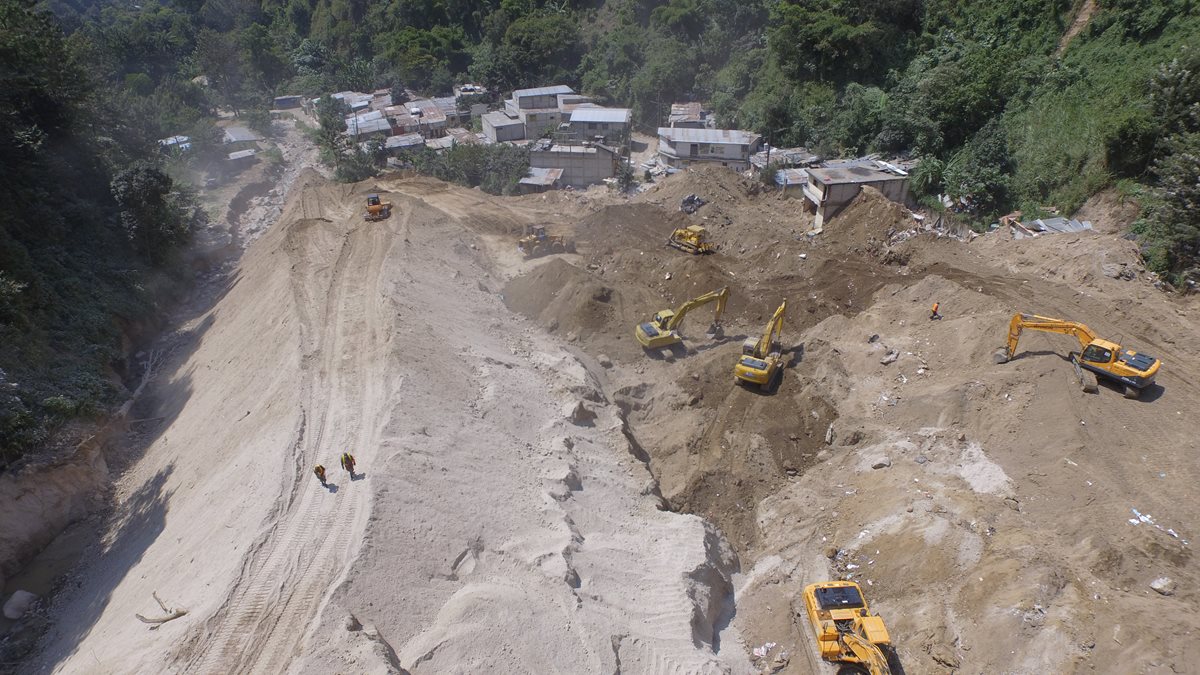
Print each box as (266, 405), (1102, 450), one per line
(20, 162), (1200, 675)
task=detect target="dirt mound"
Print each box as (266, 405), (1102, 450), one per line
(502, 258), (629, 339)
(818, 186), (914, 252)
(569, 203), (691, 250)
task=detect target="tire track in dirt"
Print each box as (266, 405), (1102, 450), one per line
(180, 190), (399, 674)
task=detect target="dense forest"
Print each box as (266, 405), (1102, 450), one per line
(2, 0), (1198, 464)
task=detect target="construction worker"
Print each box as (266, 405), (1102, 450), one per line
(340, 452), (356, 476)
(930, 302), (941, 320)
(314, 464), (327, 486)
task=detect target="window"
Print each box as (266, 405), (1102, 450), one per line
(1082, 344), (1113, 364)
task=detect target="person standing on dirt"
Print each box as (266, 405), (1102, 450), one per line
(930, 302), (941, 320)
(314, 464), (327, 486)
(340, 452), (356, 478)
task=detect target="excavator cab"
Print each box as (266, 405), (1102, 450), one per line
(803, 581), (893, 675)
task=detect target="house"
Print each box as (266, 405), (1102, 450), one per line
(529, 140), (619, 187)
(656, 127), (762, 170)
(226, 148), (258, 170)
(751, 146), (819, 170)
(273, 95), (304, 109)
(669, 102), (709, 129)
(505, 85), (575, 138)
(517, 167), (564, 194)
(483, 111), (525, 143)
(223, 126), (264, 150)
(384, 133), (425, 156)
(344, 112), (392, 141)
(567, 108), (632, 146)
(798, 160), (911, 230)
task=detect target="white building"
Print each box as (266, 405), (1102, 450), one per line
(482, 111), (525, 143)
(505, 85), (576, 138)
(567, 108), (632, 145)
(656, 127), (762, 170)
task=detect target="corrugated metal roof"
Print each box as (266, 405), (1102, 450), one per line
(512, 85), (574, 98)
(347, 118), (392, 136)
(385, 133), (425, 148)
(669, 102), (704, 122)
(657, 127), (758, 145)
(227, 149), (258, 160)
(570, 108), (631, 124)
(519, 167), (564, 186)
(774, 168), (808, 186)
(223, 126), (263, 143)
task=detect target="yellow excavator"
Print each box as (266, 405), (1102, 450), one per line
(734, 300), (786, 389)
(364, 194), (392, 221)
(667, 224), (716, 254)
(803, 581), (893, 675)
(635, 287), (728, 349)
(994, 313), (1161, 399)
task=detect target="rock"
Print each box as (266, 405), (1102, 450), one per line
(344, 613), (363, 632)
(687, 395), (701, 407)
(3, 590), (37, 620)
(839, 430), (864, 446)
(1003, 497), (1021, 512)
(870, 456), (892, 470)
(562, 437), (575, 449)
(915, 455), (929, 465)
(569, 401), (597, 426)
(690, 373), (700, 381)
(1150, 577), (1176, 596)
(880, 350), (899, 365)
(476, 280), (490, 293)
(546, 318), (559, 332)
(823, 546), (838, 559)
(867, 334), (879, 343)
(824, 424), (835, 445)
(597, 354), (613, 368)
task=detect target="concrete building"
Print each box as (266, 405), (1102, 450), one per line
(529, 140), (619, 187)
(504, 85), (576, 139)
(656, 127), (762, 170)
(482, 111), (525, 143)
(799, 161), (911, 230)
(568, 108), (632, 145)
(509, 85), (575, 111)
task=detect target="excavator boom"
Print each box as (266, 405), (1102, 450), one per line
(734, 300), (786, 388)
(1002, 313), (1097, 359)
(636, 287), (729, 349)
(666, 287), (729, 331)
(996, 312), (1160, 398)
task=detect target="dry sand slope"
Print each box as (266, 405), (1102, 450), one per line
(27, 171), (749, 674)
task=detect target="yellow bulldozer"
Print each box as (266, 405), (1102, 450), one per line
(364, 194), (392, 221)
(734, 300), (786, 389)
(667, 224), (716, 255)
(635, 286), (728, 350)
(802, 581), (894, 675)
(517, 224), (575, 258)
(994, 313), (1161, 399)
